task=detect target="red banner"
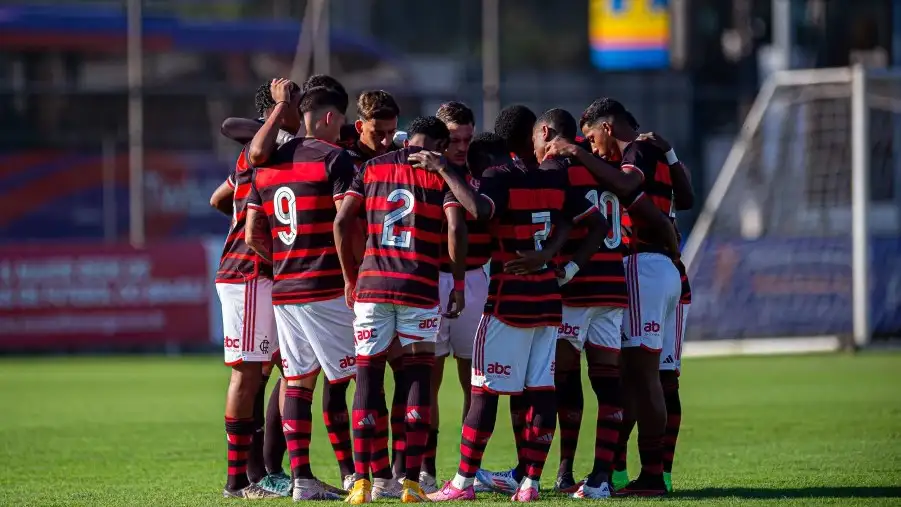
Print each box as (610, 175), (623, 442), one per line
(0, 241), (211, 351)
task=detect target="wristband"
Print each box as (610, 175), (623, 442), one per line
(664, 149), (679, 165)
(453, 279), (465, 291)
(275, 100), (290, 107)
(558, 261), (580, 286)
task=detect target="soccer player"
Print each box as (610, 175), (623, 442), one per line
(334, 116), (465, 504)
(243, 85), (355, 500)
(530, 109), (629, 499)
(416, 101), (486, 492)
(418, 128), (609, 502)
(495, 104), (539, 169)
(552, 98), (681, 496)
(608, 133), (694, 494)
(345, 90), (401, 169)
(214, 79), (301, 499)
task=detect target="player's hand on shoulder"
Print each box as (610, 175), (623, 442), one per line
(636, 131), (672, 153)
(544, 137), (579, 160)
(407, 150), (447, 173)
(504, 250), (551, 275)
(443, 289), (465, 319)
(270, 78), (296, 104)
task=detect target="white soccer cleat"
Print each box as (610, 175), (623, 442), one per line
(343, 475), (355, 492)
(474, 468), (519, 494)
(572, 481), (611, 499)
(371, 477), (403, 499)
(293, 478), (343, 501)
(418, 471), (439, 494)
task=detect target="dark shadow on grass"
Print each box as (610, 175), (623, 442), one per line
(674, 487), (901, 499)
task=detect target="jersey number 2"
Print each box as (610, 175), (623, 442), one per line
(585, 189), (622, 249)
(381, 189), (415, 248)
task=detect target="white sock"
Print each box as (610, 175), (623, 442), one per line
(520, 477), (540, 491)
(451, 474), (474, 490)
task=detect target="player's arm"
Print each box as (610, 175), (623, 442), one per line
(408, 151), (493, 220)
(209, 177), (234, 216)
(243, 173), (273, 263)
(329, 151), (365, 265)
(335, 170), (366, 292)
(444, 199), (468, 318)
(247, 79), (297, 166)
(636, 132), (694, 210)
(545, 138), (642, 199)
(221, 117), (296, 147)
(554, 190), (608, 284)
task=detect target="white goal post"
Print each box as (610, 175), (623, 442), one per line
(681, 65), (901, 356)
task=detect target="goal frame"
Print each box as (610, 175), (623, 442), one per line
(681, 65), (895, 356)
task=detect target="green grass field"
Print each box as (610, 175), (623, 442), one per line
(1, 352), (900, 506)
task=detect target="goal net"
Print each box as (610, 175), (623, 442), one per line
(682, 67), (901, 350)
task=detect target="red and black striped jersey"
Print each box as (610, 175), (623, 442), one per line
(440, 163), (492, 272)
(551, 158), (628, 308)
(246, 138), (356, 305)
(621, 140), (674, 255)
(348, 147), (458, 308)
(216, 148), (273, 283)
(480, 162), (599, 328)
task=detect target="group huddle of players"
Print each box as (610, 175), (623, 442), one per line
(210, 73), (694, 503)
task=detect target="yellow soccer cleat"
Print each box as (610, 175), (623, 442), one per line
(345, 478), (372, 504)
(401, 479), (431, 503)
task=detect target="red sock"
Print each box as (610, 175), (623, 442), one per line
(660, 371), (681, 474)
(555, 368), (583, 476)
(509, 393), (528, 481)
(637, 434), (664, 476)
(615, 417), (635, 472)
(353, 355), (390, 480)
(283, 386), (314, 479)
(423, 429), (439, 477)
(522, 390), (556, 481)
(225, 417), (255, 491)
(263, 379), (287, 474)
(323, 380), (354, 478)
(587, 363), (623, 483)
(456, 388), (498, 478)
(403, 353), (434, 482)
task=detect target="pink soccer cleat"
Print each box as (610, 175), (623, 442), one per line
(427, 481), (475, 502)
(511, 484), (540, 502)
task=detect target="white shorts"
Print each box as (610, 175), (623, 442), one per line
(622, 253), (681, 353)
(217, 278), (278, 365)
(274, 297), (356, 383)
(471, 314), (556, 394)
(436, 269), (489, 360)
(353, 302), (441, 357)
(558, 305), (624, 353)
(660, 303), (689, 373)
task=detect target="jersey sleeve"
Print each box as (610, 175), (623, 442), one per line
(442, 182), (460, 211)
(478, 168), (508, 219)
(246, 169), (264, 211)
(327, 150), (357, 200)
(346, 162), (366, 200)
(564, 176), (599, 223)
(620, 141), (658, 182)
(226, 172), (236, 189)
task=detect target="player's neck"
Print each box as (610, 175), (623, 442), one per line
(615, 132), (637, 153)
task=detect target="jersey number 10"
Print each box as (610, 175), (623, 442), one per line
(585, 189), (622, 249)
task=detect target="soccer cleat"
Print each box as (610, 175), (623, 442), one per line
(553, 472), (583, 494)
(418, 471), (439, 494)
(473, 468), (519, 494)
(511, 484), (540, 502)
(344, 479), (372, 504)
(472, 472), (494, 494)
(223, 483), (283, 499)
(400, 479), (430, 503)
(427, 481), (475, 501)
(343, 475), (356, 492)
(316, 477), (348, 496)
(611, 469), (630, 490)
(612, 474), (667, 497)
(572, 482), (611, 499)
(372, 477), (403, 499)
(663, 471), (673, 493)
(256, 473), (292, 497)
(293, 478), (343, 501)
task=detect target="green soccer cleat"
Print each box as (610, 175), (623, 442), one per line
(256, 472), (292, 497)
(612, 469), (630, 491)
(663, 472), (673, 493)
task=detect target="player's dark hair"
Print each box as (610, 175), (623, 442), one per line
(580, 97), (640, 130)
(494, 104), (537, 153)
(357, 90), (400, 121)
(436, 101), (475, 126)
(254, 80), (299, 117)
(407, 116), (450, 142)
(303, 74), (348, 107)
(299, 86), (349, 116)
(536, 108), (578, 141)
(466, 132), (509, 173)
